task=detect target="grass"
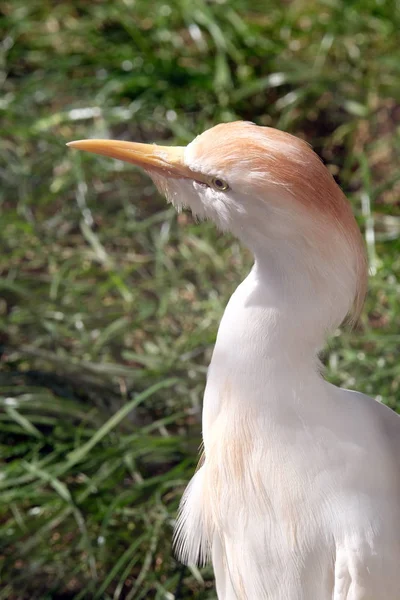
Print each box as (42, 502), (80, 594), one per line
(1, 0), (400, 597)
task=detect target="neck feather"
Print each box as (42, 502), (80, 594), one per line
(202, 264), (325, 442)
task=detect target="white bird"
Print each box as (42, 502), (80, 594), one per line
(69, 121), (400, 600)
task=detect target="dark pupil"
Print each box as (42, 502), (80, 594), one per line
(215, 179), (224, 187)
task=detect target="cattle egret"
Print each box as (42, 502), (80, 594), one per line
(68, 122), (400, 599)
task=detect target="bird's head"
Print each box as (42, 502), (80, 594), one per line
(68, 121), (367, 328)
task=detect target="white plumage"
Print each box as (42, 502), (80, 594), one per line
(69, 122), (400, 599)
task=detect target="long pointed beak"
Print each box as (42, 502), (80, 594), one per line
(67, 139), (192, 179)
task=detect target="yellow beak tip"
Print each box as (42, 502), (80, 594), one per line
(67, 140), (86, 148)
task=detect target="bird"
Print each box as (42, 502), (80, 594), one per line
(68, 121), (400, 600)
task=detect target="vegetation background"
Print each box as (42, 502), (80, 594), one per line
(1, 0), (400, 597)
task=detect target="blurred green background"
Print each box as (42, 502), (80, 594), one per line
(1, 0), (400, 598)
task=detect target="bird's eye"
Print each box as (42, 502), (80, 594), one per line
(211, 177), (229, 191)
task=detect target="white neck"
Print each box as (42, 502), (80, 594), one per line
(202, 246), (336, 444)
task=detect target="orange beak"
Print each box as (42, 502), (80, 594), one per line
(67, 139), (193, 179)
